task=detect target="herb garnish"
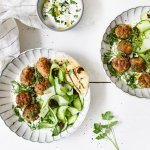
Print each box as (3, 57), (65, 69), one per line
(106, 27), (118, 46)
(12, 105), (24, 122)
(127, 27), (143, 52)
(103, 51), (122, 77)
(11, 81), (34, 94)
(93, 111), (119, 150)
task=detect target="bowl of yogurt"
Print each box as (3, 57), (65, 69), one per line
(37, 0), (84, 31)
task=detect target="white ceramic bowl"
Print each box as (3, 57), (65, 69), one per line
(101, 6), (150, 98)
(37, 0), (84, 31)
(0, 48), (90, 142)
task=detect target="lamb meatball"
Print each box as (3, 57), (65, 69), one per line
(23, 104), (40, 123)
(112, 56), (130, 73)
(117, 40), (132, 55)
(36, 57), (51, 78)
(115, 24), (132, 39)
(138, 74), (150, 88)
(20, 67), (34, 86)
(34, 80), (50, 95)
(16, 92), (32, 107)
(130, 57), (146, 73)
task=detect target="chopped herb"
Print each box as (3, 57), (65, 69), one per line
(11, 81), (34, 94)
(12, 105), (20, 116)
(126, 74), (138, 89)
(34, 65), (43, 82)
(76, 9), (81, 12)
(12, 105), (24, 122)
(74, 15), (78, 18)
(18, 117), (24, 122)
(126, 27), (143, 52)
(106, 26), (118, 46)
(103, 52), (121, 77)
(70, 0), (77, 4)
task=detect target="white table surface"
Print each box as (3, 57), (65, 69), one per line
(1, 0), (150, 150)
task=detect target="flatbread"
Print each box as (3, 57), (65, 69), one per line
(51, 55), (89, 97)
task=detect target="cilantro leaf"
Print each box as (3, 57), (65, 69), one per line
(93, 111), (119, 150)
(102, 111), (114, 120)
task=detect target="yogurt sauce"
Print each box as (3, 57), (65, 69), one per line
(42, 0), (83, 30)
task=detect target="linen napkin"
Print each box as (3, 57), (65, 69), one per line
(0, 0), (44, 74)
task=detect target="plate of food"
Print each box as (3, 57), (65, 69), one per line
(101, 6), (150, 98)
(0, 48), (90, 142)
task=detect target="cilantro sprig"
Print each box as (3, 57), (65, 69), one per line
(93, 111), (119, 150)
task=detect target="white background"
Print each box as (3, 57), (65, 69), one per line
(1, 0), (150, 150)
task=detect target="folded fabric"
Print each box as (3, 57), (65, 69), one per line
(0, 0), (44, 74)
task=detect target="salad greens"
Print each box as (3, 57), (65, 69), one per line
(93, 111), (119, 150)
(11, 80), (34, 94)
(106, 26), (118, 46)
(12, 60), (84, 136)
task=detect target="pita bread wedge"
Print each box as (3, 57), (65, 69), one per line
(51, 55), (89, 97)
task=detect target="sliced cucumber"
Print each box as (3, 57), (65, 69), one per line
(57, 106), (68, 122)
(54, 77), (64, 95)
(73, 98), (82, 111)
(139, 29), (150, 53)
(38, 121), (52, 129)
(58, 70), (64, 82)
(44, 86), (55, 94)
(67, 107), (79, 115)
(68, 115), (78, 125)
(140, 39), (150, 52)
(144, 29), (150, 38)
(61, 121), (68, 131)
(39, 104), (49, 118)
(51, 95), (69, 106)
(136, 20), (150, 32)
(40, 92), (55, 106)
(49, 63), (62, 85)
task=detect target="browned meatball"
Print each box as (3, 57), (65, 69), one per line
(115, 24), (132, 39)
(36, 57), (51, 78)
(130, 57), (146, 73)
(34, 80), (50, 95)
(20, 66), (34, 86)
(112, 56), (130, 73)
(16, 92), (32, 107)
(117, 40), (132, 55)
(138, 74), (150, 88)
(23, 104), (40, 123)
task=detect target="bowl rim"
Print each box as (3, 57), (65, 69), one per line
(0, 48), (91, 143)
(100, 6), (150, 99)
(36, 0), (84, 32)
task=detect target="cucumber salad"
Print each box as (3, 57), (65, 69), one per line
(42, 0), (83, 30)
(11, 56), (89, 136)
(103, 11), (150, 89)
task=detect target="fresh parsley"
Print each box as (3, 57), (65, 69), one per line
(106, 26), (118, 46)
(127, 27), (143, 52)
(11, 80), (34, 94)
(103, 52), (120, 77)
(70, 0), (77, 4)
(12, 105), (24, 122)
(93, 111), (119, 150)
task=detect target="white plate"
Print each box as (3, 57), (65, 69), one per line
(101, 6), (150, 98)
(0, 48), (90, 143)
